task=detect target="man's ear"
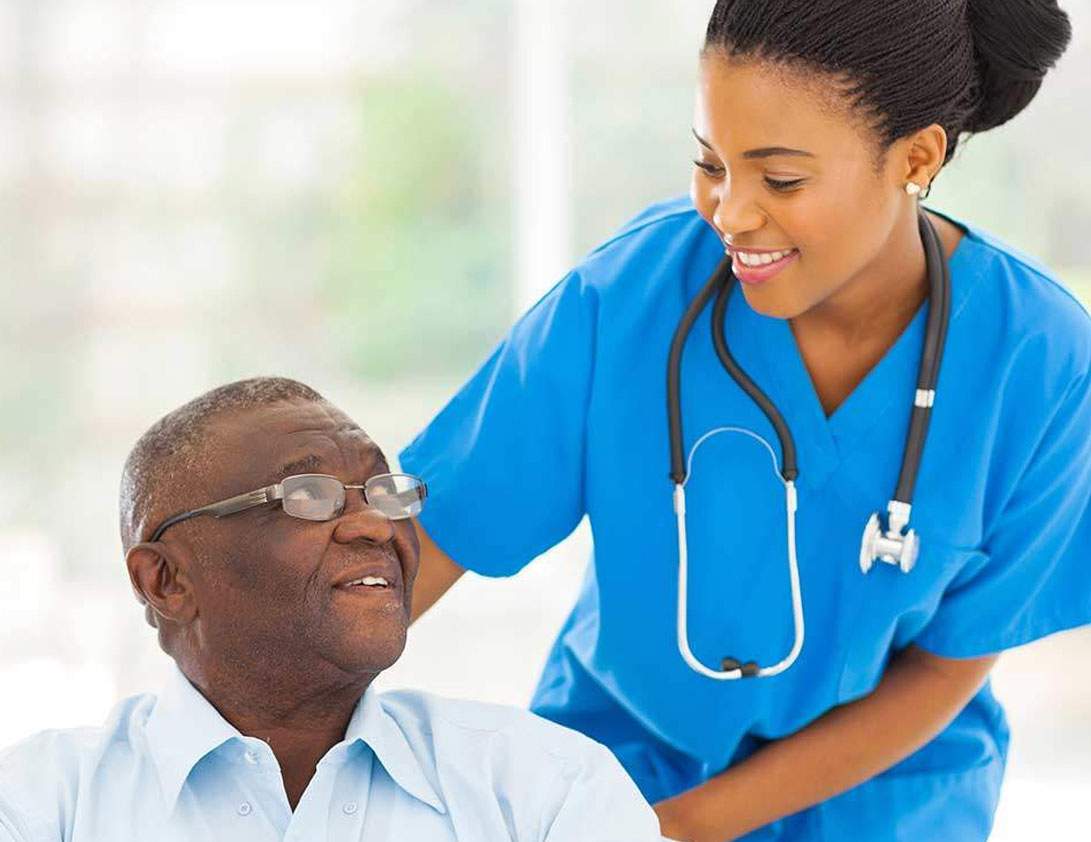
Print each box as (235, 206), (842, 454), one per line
(126, 542), (198, 628)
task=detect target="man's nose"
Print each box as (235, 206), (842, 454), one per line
(332, 494), (396, 545)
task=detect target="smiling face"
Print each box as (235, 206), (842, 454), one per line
(162, 400), (420, 682)
(691, 52), (921, 321)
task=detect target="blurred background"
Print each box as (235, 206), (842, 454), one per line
(1, 1), (1088, 837)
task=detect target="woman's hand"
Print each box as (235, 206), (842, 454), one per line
(655, 791), (728, 842)
(651, 645), (996, 841)
(654, 796), (693, 841)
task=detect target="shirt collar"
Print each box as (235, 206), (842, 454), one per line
(343, 687), (447, 814)
(143, 663), (243, 810)
(143, 664), (446, 815)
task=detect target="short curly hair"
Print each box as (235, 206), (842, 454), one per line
(119, 376), (326, 552)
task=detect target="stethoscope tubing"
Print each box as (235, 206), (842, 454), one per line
(897, 213), (951, 504)
(667, 210), (950, 679)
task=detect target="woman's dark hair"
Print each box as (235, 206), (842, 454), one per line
(704, 0), (1072, 177)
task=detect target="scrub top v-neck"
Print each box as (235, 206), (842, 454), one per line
(400, 196), (1091, 840)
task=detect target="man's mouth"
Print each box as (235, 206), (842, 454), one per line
(341, 575), (391, 589)
(332, 553), (402, 593)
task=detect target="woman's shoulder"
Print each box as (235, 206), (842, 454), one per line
(947, 209), (1091, 378)
(573, 195), (720, 294)
(587, 195), (705, 250)
(957, 212), (1090, 326)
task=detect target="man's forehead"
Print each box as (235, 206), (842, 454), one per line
(207, 400), (384, 482)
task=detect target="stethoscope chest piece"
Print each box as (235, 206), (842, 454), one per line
(859, 508), (920, 574)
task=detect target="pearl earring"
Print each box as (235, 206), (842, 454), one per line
(905, 182), (922, 196)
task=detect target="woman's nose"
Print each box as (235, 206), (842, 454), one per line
(713, 189), (764, 241)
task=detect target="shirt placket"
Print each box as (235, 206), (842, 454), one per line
(283, 743), (372, 842)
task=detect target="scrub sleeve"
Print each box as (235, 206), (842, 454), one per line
(401, 270), (595, 578)
(913, 368), (1091, 656)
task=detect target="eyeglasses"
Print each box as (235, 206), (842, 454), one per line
(148, 473), (427, 542)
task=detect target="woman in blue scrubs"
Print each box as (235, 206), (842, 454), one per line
(400, 1), (1087, 839)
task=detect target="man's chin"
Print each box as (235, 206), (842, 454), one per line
(331, 627), (408, 676)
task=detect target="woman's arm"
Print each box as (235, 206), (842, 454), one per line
(409, 520), (466, 622)
(654, 645), (999, 842)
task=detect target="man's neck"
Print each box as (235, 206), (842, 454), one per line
(180, 659), (375, 810)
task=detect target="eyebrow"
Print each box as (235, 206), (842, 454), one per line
(692, 128), (815, 159)
(271, 445), (388, 485)
(277, 454), (323, 478)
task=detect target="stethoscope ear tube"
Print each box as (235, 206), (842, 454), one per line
(674, 475), (804, 680)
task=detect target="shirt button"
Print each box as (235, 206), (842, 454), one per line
(238, 802), (252, 816)
(343, 801), (358, 815)
(244, 751), (258, 765)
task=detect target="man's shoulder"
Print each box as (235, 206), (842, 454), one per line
(375, 689), (662, 841)
(377, 688), (613, 771)
(0, 694), (155, 830)
(0, 692), (153, 763)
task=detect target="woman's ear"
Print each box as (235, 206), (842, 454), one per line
(902, 123), (948, 190)
(126, 542), (198, 627)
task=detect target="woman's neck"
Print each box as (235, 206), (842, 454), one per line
(787, 210), (964, 417)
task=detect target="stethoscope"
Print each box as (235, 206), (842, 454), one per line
(666, 210), (951, 680)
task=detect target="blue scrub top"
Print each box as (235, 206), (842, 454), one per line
(400, 196), (1091, 840)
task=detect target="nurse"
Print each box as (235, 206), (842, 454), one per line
(401, 1), (1088, 839)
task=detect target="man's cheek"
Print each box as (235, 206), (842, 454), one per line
(222, 552), (267, 591)
(394, 526), (419, 577)
(222, 558), (311, 621)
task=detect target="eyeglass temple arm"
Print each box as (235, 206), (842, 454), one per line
(149, 485), (279, 542)
(204, 485), (280, 516)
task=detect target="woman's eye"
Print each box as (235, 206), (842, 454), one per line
(693, 161), (803, 193)
(765, 177), (805, 192)
(692, 159), (724, 177)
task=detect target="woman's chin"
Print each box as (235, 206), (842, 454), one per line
(739, 286), (807, 321)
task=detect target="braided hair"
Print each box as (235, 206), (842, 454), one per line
(704, 0), (1072, 188)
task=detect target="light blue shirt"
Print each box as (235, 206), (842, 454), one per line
(400, 196), (1091, 840)
(0, 665), (664, 842)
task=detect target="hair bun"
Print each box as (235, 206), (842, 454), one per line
(965, 0), (1072, 133)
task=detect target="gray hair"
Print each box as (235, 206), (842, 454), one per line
(119, 376), (326, 552)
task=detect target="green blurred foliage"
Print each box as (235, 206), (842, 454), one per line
(321, 72), (512, 380)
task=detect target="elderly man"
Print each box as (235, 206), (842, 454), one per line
(0, 377), (664, 842)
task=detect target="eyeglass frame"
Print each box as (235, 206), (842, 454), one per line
(147, 472), (428, 543)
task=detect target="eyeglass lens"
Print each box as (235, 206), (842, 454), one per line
(364, 473), (425, 519)
(281, 475), (346, 520)
(280, 473), (423, 522)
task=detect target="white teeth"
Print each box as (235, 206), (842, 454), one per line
(735, 249), (795, 266)
(346, 576), (389, 587)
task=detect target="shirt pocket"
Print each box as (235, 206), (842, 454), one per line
(835, 538), (988, 702)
